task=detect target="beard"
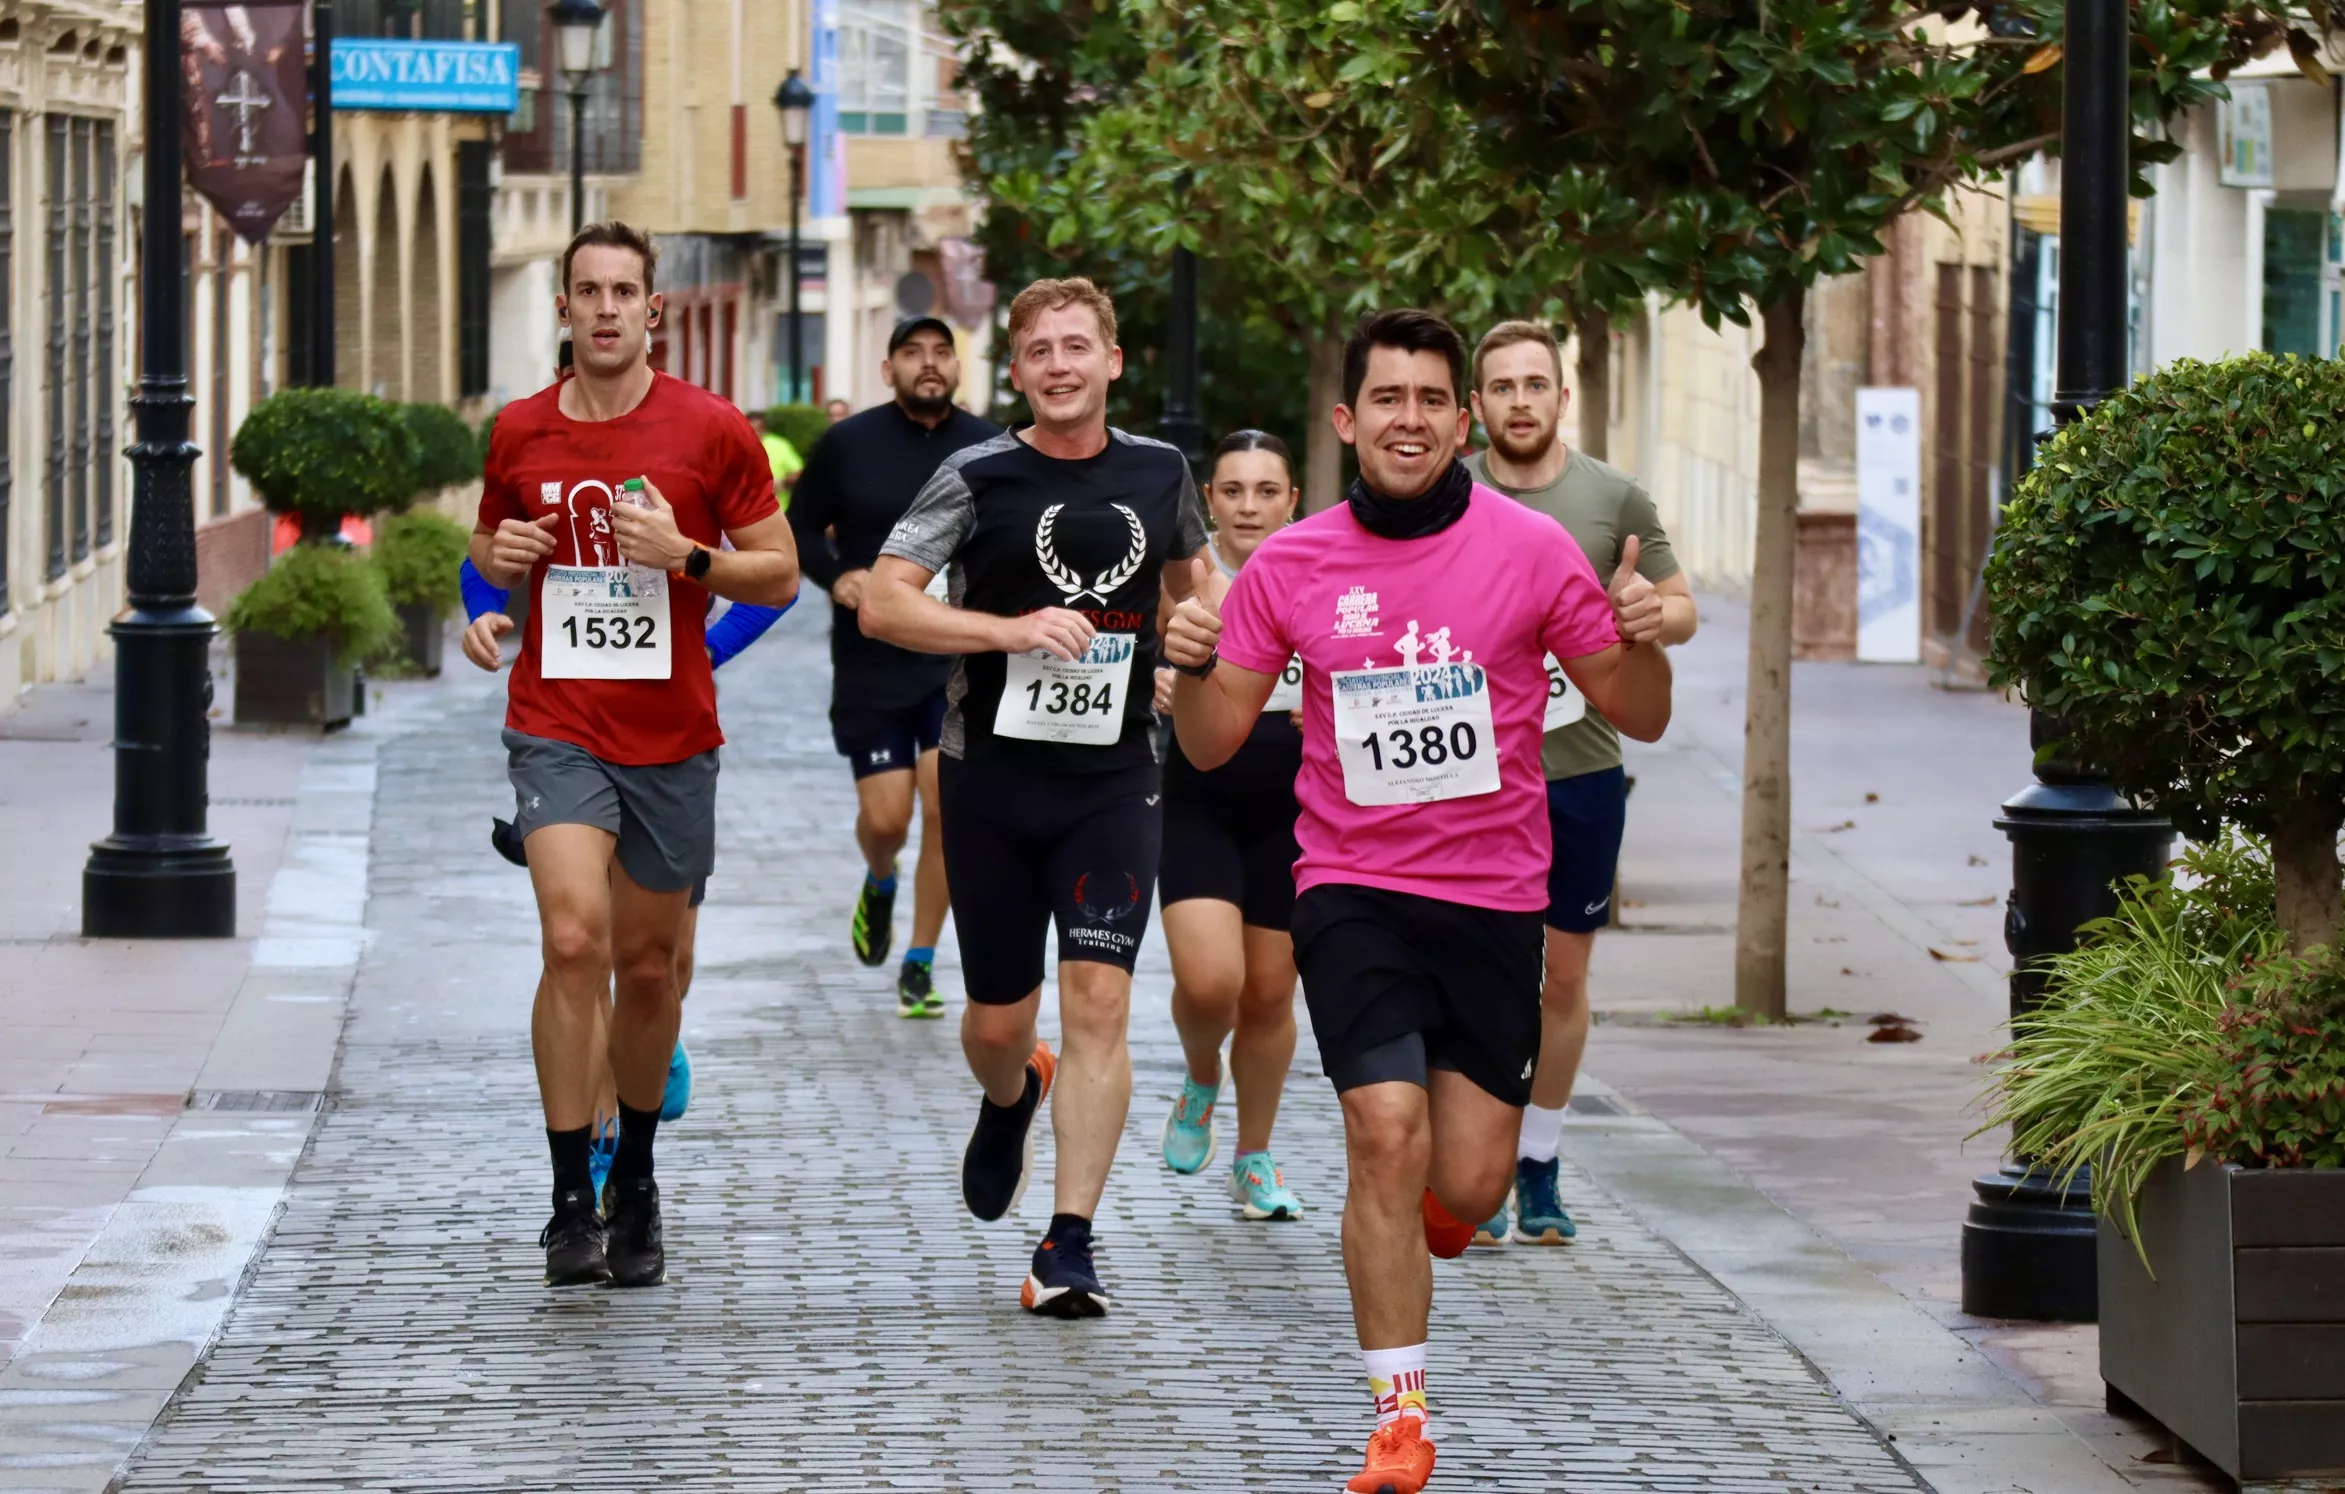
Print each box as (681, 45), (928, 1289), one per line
(898, 386), (952, 419)
(1486, 418), (1559, 466)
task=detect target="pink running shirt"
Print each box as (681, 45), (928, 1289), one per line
(1215, 484), (1618, 912)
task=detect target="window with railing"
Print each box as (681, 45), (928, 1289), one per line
(839, 0), (911, 135)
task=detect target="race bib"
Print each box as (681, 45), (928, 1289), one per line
(995, 633), (1135, 745)
(541, 564), (673, 680)
(924, 569), (951, 602)
(1542, 653), (1588, 730)
(1331, 660), (1501, 806)
(1264, 655), (1305, 713)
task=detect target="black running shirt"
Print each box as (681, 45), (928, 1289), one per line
(881, 427), (1209, 774)
(789, 403), (1003, 711)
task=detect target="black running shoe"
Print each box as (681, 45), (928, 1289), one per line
(491, 817), (528, 868)
(962, 1042), (1054, 1221)
(1021, 1221), (1109, 1318)
(539, 1188), (608, 1286)
(851, 869), (896, 967)
(604, 1177), (666, 1288)
(897, 960), (942, 1019)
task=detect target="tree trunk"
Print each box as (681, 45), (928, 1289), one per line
(2271, 806), (2344, 955)
(1735, 287), (1807, 1021)
(1575, 303), (1611, 462)
(1304, 309), (1345, 515)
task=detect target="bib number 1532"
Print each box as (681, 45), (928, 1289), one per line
(560, 614), (660, 652)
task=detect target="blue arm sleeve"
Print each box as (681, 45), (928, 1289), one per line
(705, 597), (792, 670)
(459, 558), (509, 623)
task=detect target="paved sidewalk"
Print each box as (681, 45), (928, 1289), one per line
(114, 607), (1931, 1493)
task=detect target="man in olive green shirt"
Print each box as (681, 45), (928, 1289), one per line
(1461, 320), (1698, 1247)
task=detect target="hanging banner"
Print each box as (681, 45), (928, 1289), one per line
(1855, 387), (1923, 663)
(181, 1), (312, 244)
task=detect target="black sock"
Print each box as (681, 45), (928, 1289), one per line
(1048, 1212), (1091, 1244)
(548, 1126), (594, 1205)
(613, 1101), (660, 1184)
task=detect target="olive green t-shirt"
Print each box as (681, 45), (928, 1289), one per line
(1465, 447), (1679, 782)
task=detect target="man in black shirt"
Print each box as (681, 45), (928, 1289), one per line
(863, 277), (1209, 1320)
(789, 318), (1000, 1016)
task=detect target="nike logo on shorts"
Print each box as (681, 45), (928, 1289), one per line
(1584, 898), (1609, 917)
(1144, 794), (1160, 807)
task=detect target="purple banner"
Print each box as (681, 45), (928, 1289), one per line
(182, 2), (311, 244)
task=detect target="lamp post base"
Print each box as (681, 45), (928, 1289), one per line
(1960, 1162), (2099, 1321)
(83, 838), (236, 938)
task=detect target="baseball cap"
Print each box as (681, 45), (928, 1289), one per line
(887, 315), (954, 354)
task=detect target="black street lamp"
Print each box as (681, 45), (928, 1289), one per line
(549, 0), (605, 239)
(774, 69), (815, 405)
(311, 0), (335, 386)
(1959, 0), (2174, 1322)
(82, 0), (237, 936)
(1161, 243), (1205, 471)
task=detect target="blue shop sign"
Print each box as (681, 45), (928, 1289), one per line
(332, 39), (521, 114)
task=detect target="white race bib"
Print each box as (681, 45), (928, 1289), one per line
(1331, 661), (1501, 806)
(1542, 653), (1587, 730)
(1265, 655), (1305, 713)
(924, 569), (951, 602)
(541, 564), (672, 680)
(995, 633), (1135, 745)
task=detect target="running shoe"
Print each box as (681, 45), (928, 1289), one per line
(851, 868), (897, 968)
(660, 1041), (693, 1122)
(1228, 1151), (1303, 1220)
(1347, 1416), (1437, 1494)
(1472, 1191), (1513, 1248)
(603, 1177), (666, 1288)
(1159, 1075), (1220, 1175)
(1421, 1188), (1474, 1260)
(897, 960), (943, 1019)
(490, 816), (527, 868)
(539, 1187), (608, 1286)
(962, 1041), (1055, 1222)
(1512, 1156), (1577, 1244)
(1020, 1220), (1109, 1318)
(586, 1115), (620, 1203)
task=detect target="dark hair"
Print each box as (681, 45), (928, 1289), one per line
(1209, 428), (1293, 476)
(561, 220), (659, 297)
(1342, 309), (1467, 409)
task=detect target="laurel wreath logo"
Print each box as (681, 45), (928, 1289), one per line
(1036, 502), (1147, 605)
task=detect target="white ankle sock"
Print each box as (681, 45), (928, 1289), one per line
(1518, 1103), (1567, 1163)
(1362, 1343), (1429, 1432)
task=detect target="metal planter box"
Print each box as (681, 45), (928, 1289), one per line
(232, 630), (358, 729)
(397, 601), (445, 678)
(2099, 1155), (2345, 1482)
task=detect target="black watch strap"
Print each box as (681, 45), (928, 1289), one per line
(684, 546), (712, 580)
(1170, 649), (1218, 679)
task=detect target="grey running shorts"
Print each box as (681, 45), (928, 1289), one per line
(503, 728), (718, 894)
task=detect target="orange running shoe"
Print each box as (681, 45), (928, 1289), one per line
(1347, 1416), (1437, 1493)
(1421, 1188), (1473, 1259)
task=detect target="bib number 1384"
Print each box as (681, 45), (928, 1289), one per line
(995, 633), (1135, 746)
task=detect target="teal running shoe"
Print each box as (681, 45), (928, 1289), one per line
(1471, 1189), (1513, 1247)
(587, 1115), (620, 1208)
(1512, 1156), (1578, 1244)
(1159, 1075), (1220, 1175)
(660, 1041), (692, 1122)
(1228, 1151), (1303, 1220)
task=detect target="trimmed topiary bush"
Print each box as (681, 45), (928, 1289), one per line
(764, 402), (830, 458)
(372, 510), (471, 612)
(230, 388), (421, 528)
(401, 401), (486, 496)
(226, 542), (400, 660)
(1985, 352), (2345, 954)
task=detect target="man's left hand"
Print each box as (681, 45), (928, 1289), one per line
(610, 477), (695, 570)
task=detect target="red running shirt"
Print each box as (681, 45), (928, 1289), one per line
(478, 373), (778, 765)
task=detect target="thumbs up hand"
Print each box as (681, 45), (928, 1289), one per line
(1608, 533), (1662, 647)
(1164, 556), (1224, 670)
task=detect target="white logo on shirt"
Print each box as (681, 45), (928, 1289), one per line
(540, 481), (562, 506)
(1036, 503), (1146, 606)
(1335, 586), (1381, 639)
(1387, 619), (1473, 668)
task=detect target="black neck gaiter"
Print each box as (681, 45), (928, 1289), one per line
(1347, 457), (1473, 540)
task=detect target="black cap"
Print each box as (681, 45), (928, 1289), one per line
(887, 315), (954, 354)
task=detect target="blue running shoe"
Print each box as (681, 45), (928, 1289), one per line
(1471, 1190), (1512, 1247)
(587, 1115), (620, 1208)
(1228, 1151), (1303, 1220)
(1020, 1220), (1109, 1318)
(1159, 1075), (1220, 1175)
(660, 1040), (692, 1122)
(1512, 1156), (1577, 1244)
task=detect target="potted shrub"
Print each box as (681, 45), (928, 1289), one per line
(230, 387), (420, 540)
(1983, 351), (2345, 1480)
(226, 542), (399, 727)
(371, 510), (470, 677)
(763, 401), (830, 462)
(401, 400), (485, 503)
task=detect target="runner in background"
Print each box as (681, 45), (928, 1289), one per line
(747, 409), (805, 503)
(1462, 320), (1697, 1246)
(824, 397), (852, 425)
(1164, 309), (1670, 1493)
(1150, 431), (1307, 1221)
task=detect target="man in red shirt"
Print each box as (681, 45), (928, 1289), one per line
(471, 222), (799, 1288)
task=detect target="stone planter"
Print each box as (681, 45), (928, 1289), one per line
(2099, 1155), (2345, 1482)
(397, 601), (445, 678)
(233, 631), (358, 729)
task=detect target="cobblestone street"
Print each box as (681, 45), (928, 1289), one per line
(113, 609), (1925, 1493)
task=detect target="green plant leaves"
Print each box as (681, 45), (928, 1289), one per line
(225, 540), (400, 661)
(230, 388), (425, 520)
(371, 510), (472, 611)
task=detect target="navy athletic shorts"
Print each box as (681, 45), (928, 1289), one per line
(1545, 766), (1628, 933)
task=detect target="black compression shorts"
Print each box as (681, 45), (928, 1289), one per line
(938, 753), (1164, 1004)
(1158, 776), (1300, 932)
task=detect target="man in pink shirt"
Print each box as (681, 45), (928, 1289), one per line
(1164, 309), (1673, 1494)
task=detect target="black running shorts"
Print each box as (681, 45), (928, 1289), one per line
(831, 688), (948, 781)
(938, 754), (1163, 1004)
(1159, 777), (1300, 932)
(1291, 883), (1546, 1108)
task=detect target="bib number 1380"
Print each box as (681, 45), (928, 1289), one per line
(1360, 721), (1479, 772)
(561, 615), (660, 651)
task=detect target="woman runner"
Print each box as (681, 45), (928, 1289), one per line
(1153, 430), (1308, 1219)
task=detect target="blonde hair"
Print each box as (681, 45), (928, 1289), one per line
(1006, 277), (1119, 358)
(1473, 319), (1563, 388)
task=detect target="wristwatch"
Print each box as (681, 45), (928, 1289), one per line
(684, 546), (712, 581)
(1170, 648), (1218, 679)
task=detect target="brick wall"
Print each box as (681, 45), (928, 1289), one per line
(196, 508), (272, 619)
